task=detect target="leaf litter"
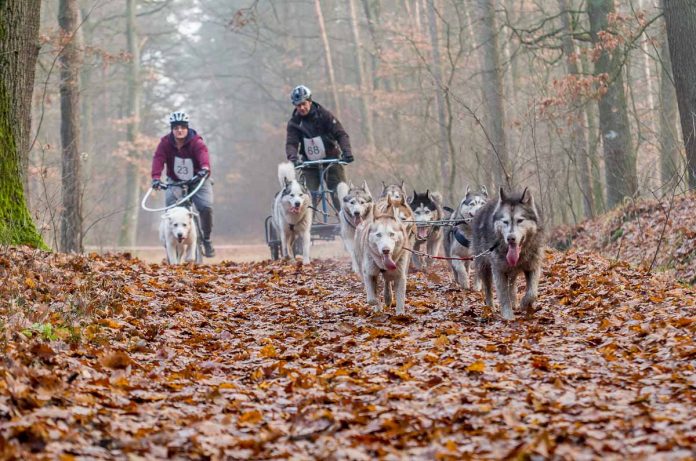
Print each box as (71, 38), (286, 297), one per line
(0, 243), (694, 459)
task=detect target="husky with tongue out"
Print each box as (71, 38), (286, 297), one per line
(271, 162), (313, 264)
(409, 190), (445, 271)
(354, 206), (411, 314)
(337, 181), (373, 274)
(471, 187), (544, 320)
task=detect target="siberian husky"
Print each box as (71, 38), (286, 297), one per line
(472, 187), (544, 320)
(444, 186), (489, 289)
(336, 181), (373, 273)
(409, 190), (445, 271)
(271, 162), (313, 264)
(160, 206), (198, 264)
(354, 207), (411, 314)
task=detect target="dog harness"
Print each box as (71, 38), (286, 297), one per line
(452, 227), (471, 247)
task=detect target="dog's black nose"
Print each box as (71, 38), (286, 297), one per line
(382, 249), (390, 255)
(507, 236), (517, 244)
(353, 211), (360, 217)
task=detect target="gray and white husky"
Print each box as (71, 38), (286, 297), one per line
(444, 185), (489, 289)
(409, 190), (445, 271)
(354, 206), (411, 314)
(472, 187), (544, 320)
(272, 162), (313, 264)
(336, 181), (373, 273)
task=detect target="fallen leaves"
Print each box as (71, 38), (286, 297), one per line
(0, 245), (694, 459)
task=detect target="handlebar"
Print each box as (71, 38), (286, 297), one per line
(141, 176), (207, 212)
(295, 158), (347, 169)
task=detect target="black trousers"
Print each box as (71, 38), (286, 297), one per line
(300, 163), (346, 212)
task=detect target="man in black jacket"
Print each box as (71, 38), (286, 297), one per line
(285, 85), (354, 211)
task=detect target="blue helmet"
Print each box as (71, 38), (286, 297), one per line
(290, 85), (312, 106)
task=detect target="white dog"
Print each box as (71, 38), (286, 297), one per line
(272, 162), (313, 264)
(159, 206), (198, 264)
(336, 181), (373, 273)
(354, 207), (411, 314)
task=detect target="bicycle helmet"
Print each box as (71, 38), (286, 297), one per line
(290, 85), (312, 106)
(169, 111), (190, 127)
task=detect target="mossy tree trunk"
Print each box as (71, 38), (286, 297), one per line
(0, 0), (46, 248)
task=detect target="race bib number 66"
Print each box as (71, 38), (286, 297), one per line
(303, 136), (326, 160)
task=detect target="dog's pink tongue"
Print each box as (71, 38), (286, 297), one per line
(417, 226), (429, 239)
(506, 243), (521, 266)
(382, 253), (397, 271)
(289, 206), (300, 214)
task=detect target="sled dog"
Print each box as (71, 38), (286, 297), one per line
(337, 181), (373, 273)
(355, 206), (411, 314)
(409, 190), (445, 271)
(472, 187), (544, 320)
(444, 186), (489, 289)
(272, 162), (313, 264)
(160, 206), (198, 264)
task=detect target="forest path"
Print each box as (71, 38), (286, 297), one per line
(1, 247), (694, 459)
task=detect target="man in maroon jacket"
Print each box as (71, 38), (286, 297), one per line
(151, 111), (215, 257)
(285, 85), (354, 211)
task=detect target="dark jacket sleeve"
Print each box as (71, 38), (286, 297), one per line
(151, 138), (167, 180)
(193, 136), (211, 172)
(325, 111), (352, 157)
(285, 120), (301, 161)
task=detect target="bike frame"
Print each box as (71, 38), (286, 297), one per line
(296, 158), (346, 224)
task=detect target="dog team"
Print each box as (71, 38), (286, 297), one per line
(271, 160), (545, 320)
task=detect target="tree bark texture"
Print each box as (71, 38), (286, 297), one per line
(314, 0), (341, 118)
(475, 0), (510, 189)
(588, 0), (638, 208)
(427, 0), (450, 190)
(59, 0), (83, 253)
(658, 6), (681, 191)
(348, 0), (375, 147)
(0, 0), (45, 247)
(663, 0), (696, 189)
(119, 0), (143, 248)
(560, 0), (594, 218)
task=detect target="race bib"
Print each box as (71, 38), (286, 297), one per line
(303, 136), (326, 160)
(173, 157), (194, 180)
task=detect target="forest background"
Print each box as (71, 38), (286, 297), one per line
(26, 0), (692, 252)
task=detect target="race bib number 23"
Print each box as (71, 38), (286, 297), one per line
(173, 157), (194, 180)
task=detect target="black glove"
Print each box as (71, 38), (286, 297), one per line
(342, 154), (354, 164)
(151, 179), (163, 190)
(195, 169), (209, 180)
(292, 158), (303, 167)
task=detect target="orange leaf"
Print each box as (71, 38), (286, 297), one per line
(466, 360), (486, 374)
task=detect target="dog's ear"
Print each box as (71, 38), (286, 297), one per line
(362, 180), (371, 198)
(480, 185), (488, 197)
(400, 179), (405, 190)
(464, 185), (471, 199)
(349, 180), (355, 189)
(408, 190), (415, 205)
(499, 186), (507, 201)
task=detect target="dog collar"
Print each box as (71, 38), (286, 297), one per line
(452, 228), (470, 247)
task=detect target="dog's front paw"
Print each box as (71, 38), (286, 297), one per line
(500, 308), (515, 321)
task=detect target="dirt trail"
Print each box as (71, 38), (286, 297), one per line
(86, 240), (348, 264)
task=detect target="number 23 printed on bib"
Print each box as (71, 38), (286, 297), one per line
(174, 157), (194, 180)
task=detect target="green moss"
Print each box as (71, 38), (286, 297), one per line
(0, 69), (47, 248)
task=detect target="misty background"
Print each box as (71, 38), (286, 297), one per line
(28, 0), (685, 251)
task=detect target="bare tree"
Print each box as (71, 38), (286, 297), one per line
(348, 0), (375, 147)
(658, 2), (681, 191)
(663, 0), (696, 189)
(0, 0), (45, 247)
(588, 0), (638, 208)
(560, 0), (594, 218)
(475, 0), (510, 188)
(59, 0), (83, 253)
(119, 0), (142, 247)
(427, 0), (450, 190)
(314, 0), (340, 116)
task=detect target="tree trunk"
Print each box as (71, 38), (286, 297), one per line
(119, 0), (142, 248)
(427, 0), (450, 190)
(314, 0), (341, 117)
(658, 7), (681, 190)
(475, 0), (510, 189)
(663, 0), (696, 189)
(560, 0), (594, 218)
(588, 0), (638, 208)
(59, 0), (83, 253)
(0, 0), (45, 247)
(348, 0), (375, 147)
